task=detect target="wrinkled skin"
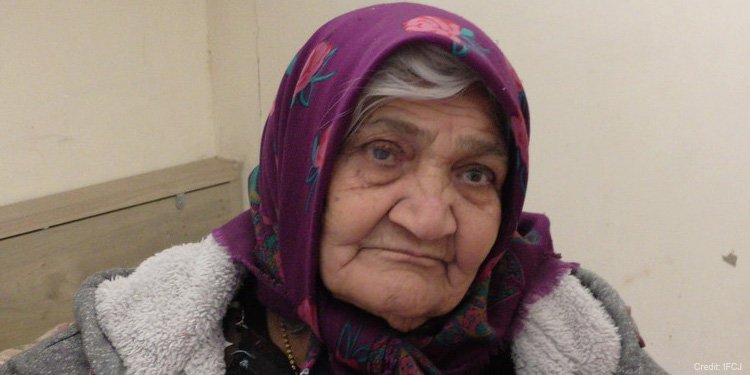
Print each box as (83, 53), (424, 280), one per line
(320, 89), (508, 331)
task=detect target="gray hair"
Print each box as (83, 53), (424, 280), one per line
(349, 43), (492, 136)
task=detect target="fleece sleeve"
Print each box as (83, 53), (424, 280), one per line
(0, 325), (89, 375)
(574, 268), (668, 375)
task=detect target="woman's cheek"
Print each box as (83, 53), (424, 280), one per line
(456, 204), (501, 271)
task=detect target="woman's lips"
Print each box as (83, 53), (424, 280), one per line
(361, 246), (444, 267)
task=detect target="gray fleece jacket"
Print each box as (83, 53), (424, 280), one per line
(1, 235), (666, 374)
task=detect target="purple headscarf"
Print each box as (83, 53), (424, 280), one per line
(214, 3), (576, 373)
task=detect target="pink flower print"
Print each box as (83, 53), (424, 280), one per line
(304, 126), (334, 212)
(313, 127), (333, 169)
(297, 298), (320, 336)
(292, 41), (337, 107)
(294, 42), (332, 95)
(404, 16), (489, 58)
(403, 16), (462, 44)
(261, 214), (274, 225)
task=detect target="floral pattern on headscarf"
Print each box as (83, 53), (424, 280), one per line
(291, 41), (338, 107)
(214, 3), (577, 374)
(403, 15), (490, 57)
(246, 166), (283, 283)
(304, 126), (334, 211)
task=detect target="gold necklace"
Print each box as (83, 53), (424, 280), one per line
(279, 320), (300, 374)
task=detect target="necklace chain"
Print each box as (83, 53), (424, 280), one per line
(279, 320), (300, 374)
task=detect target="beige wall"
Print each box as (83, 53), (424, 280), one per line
(2, 0), (748, 371)
(207, 0), (259, 206)
(1, 2), (216, 206)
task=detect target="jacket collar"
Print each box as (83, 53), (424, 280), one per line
(83, 235), (240, 374)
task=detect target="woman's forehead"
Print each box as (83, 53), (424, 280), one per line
(356, 88), (501, 135)
(349, 97), (506, 157)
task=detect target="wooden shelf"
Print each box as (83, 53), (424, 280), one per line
(0, 158), (244, 349)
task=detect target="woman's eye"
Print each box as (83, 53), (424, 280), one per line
(365, 141), (400, 166)
(459, 166), (495, 187)
(372, 148), (391, 161)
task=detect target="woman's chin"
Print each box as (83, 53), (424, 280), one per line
(383, 315), (428, 332)
(327, 269), (466, 332)
(361, 292), (455, 333)
(341, 294), (437, 330)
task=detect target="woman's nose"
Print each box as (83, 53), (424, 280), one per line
(387, 171), (457, 241)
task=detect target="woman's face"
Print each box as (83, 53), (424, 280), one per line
(320, 89), (508, 332)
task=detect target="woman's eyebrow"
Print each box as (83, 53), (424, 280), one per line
(458, 136), (508, 159)
(363, 118), (431, 141)
(361, 118), (506, 158)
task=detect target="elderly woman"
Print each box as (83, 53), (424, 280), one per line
(2, 3), (666, 374)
